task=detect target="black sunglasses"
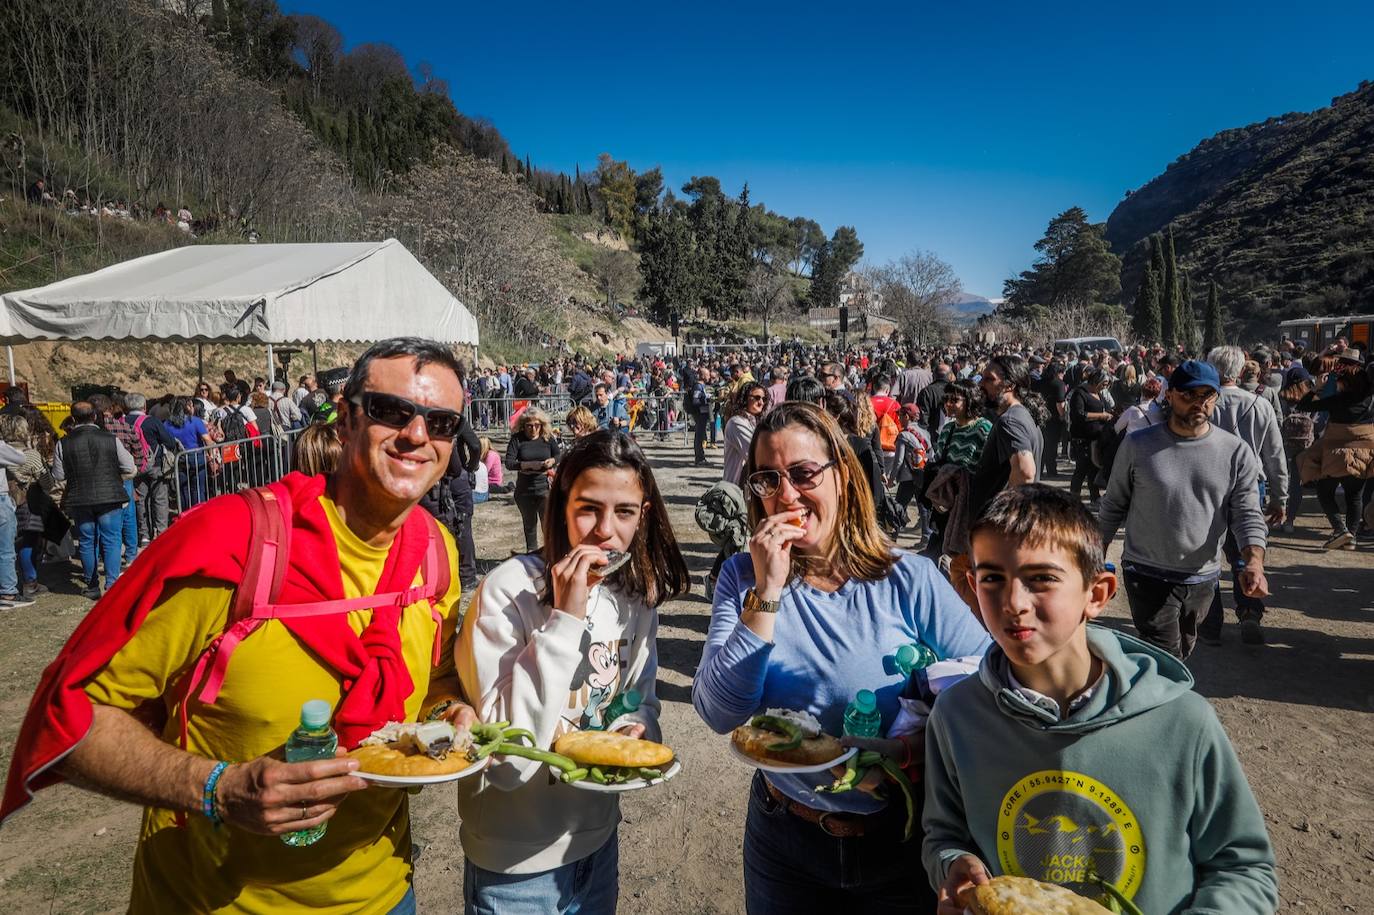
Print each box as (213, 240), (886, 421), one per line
(350, 392), (463, 439)
(747, 460), (836, 498)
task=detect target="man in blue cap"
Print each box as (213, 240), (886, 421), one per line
(1097, 360), (1270, 659)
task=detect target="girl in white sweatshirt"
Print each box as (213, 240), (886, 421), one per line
(455, 430), (689, 914)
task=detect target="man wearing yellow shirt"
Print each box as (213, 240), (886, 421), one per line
(4, 338), (475, 914)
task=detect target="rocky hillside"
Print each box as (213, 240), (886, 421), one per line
(1106, 81), (1374, 337)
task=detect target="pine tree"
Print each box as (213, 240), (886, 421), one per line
(1160, 228), (1180, 348)
(1132, 262), (1161, 342)
(1203, 280), (1226, 353)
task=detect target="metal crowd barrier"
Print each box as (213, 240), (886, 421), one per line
(171, 427), (305, 514)
(466, 393), (691, 443)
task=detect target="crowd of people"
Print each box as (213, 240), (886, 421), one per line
(3, 325), (1368, 914)
(25, 176), (251, 239)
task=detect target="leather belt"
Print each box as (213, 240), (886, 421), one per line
(764, 778), (896, 839)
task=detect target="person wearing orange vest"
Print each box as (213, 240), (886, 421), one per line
(4, 338), (475, 914)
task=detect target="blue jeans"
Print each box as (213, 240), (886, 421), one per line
(0, 493), (17, 595)
(120, 480), (139, 566)
(463, 830), (619, 915)
(386, 885), (416, 915)
(72, 503), (124, 589)
(743, 772), (933, 914)
(472, 491), (490, 504)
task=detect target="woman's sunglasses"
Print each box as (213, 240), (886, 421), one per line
(350, 392), (463, 439)
(747, 460), (836, 498)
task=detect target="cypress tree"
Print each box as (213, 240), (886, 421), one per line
(525, 154), (533, 176)
(1132, 262), (1161, 342)
(1160, 228), (1180, 348)
(1178, 271), (1197, 355)
(500, 153), (510, 174)
(1203, 280), (1226, 353)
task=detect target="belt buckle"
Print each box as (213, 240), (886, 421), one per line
(816, 811), (853, 839)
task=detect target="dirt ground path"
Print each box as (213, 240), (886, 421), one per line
(0, 437), (1371, 913)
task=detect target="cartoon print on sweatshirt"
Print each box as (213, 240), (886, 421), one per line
(560, 627), (628, 733)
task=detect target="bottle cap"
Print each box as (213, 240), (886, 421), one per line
(896, 644), (917, 667)
(854, 689), (877, 714)
(620, 688), (642, 711)
(301, 699), (332, 729)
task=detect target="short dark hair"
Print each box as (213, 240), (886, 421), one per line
(785, 375), (826, 404)
(342, 337), (463, 404)
(71, 401), (96, 425)
(969, 484), (1105, 586)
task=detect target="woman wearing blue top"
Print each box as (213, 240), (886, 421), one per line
(163, 396), (213, 510)
(693, 402), (990, 915)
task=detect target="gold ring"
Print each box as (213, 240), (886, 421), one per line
(300, 802), (309, 818)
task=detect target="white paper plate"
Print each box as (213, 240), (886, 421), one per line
(728, 741), (857, 774)
(355, 752), (491, 786)
(563, 759), (682, 793)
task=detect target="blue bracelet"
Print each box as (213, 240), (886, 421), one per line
(202, 761), (229, 826)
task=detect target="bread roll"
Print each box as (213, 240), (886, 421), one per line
(958, 875), (1113, 915)
(553, 730), (675, 767)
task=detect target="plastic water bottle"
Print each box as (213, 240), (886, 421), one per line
(282, 699), (336, 847)
(842, 689), (882, 738)
(894, 643), (939, 678)
(599, 688), (642, 729)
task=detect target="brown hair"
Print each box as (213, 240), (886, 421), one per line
(744, 402), (896, 584)
(969, 483), (1104, 586)
(293, 423), (341, 476)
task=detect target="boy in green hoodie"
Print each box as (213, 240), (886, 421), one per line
(922, 484), (1278, 914)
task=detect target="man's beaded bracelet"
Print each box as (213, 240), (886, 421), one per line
(202, 761), (229, 826)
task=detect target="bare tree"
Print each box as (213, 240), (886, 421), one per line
(290, 14), (342, 104)
(367, 147), (576, 344)
(588, 248), (639, 310)
(747, 264), (796, 341)
(870, 250), (963, 346)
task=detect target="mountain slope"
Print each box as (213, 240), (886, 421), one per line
(1105, 81), (1374, 336)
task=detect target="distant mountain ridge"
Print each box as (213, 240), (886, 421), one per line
(943, 292), (996, 323)
(1104, 81), (1374, 337)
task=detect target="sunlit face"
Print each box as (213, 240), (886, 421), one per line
(565, 466), (648, 554)
(751, 425), (839, 553)
(745, 388), (767, 417)
(336, 356), (462, 509)
(969, 533), (1113, 669)
(596, 388), (610, 406)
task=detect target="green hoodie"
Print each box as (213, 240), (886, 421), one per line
(922, 626), (1278, 914)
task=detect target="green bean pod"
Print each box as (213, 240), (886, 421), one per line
(637, 768), (663, 780)
(490, 742), (580, 773)
(499, 727), (537, 746)
(1086, 872), (1145, 915)
(589, 767), (608, 784)
(561, 767), (588, 783)
(874, 758), (917, 842)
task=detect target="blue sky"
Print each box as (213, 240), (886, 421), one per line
(284, 0), (1374, 298)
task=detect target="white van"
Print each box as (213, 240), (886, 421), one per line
(1053, 336), (1123, 356)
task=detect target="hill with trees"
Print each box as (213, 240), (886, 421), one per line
(1, 0), (868, 360)
(1105, 81), (1374, 338)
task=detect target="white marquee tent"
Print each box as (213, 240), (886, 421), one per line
(0, 238), (479, 382)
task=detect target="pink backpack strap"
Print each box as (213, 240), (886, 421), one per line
(177, 487), (290, 748)
(420, 513), (451, 666)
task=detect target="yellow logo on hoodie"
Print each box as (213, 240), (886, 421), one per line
(996, 770), (1146, 898)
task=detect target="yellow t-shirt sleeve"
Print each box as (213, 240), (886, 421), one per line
(84, 578), (234, 711)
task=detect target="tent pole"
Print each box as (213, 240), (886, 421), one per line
(311, 342), (318, 375)
(197, 343), (203, 384)
(5, 346), (13, 386)
(266, 343), (275, 385)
